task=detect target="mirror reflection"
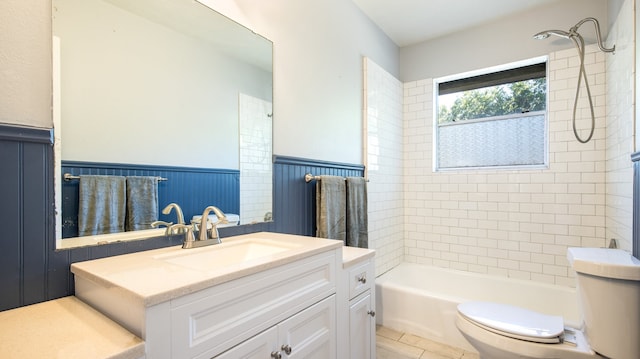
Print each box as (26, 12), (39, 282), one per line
(53, 0), (273, 247)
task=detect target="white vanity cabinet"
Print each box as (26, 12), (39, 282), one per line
(349, 291), (375, 358)
(216, 295), (335, 359)
(168, 251), (337, 358)
(338, 247), (376, 359)
(71, 233), (342, 359)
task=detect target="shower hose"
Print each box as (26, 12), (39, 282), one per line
(569, 34), (596, 144)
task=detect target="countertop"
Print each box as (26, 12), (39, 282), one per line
(342, 245), (376, 268)
(0, 236), (373, 359)
(0, 296), (144, 359)
(71, 232), (343, 307)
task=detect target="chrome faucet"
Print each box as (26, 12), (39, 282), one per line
(162, 203), (185, 224)
(162, 203), (185, 235)
(170, 205), (229, 249)
(198, 206), (229, 244)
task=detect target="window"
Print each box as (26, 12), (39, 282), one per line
(434, 58), (547, 170)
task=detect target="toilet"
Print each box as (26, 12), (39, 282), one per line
(456, 247), (640, 359)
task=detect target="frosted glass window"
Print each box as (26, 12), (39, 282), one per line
(437, 112), (546, 169)
(435, 59), (547, 170)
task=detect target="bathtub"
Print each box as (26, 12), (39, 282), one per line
(375, 262), (580, 351)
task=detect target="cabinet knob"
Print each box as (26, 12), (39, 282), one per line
(270, 351), (282, 359)
(281, 344), (292, 355)
(367, 310), (376, 317)
(357, 275), (367, 284)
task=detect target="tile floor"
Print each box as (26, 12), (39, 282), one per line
(376, 326), (480, 359)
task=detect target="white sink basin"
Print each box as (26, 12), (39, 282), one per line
(153, 238), (303, 272)
(71, 232), (343, 306)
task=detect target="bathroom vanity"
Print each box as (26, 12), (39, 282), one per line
(340, 246), (376, 358)
(71, 232), (375, 358)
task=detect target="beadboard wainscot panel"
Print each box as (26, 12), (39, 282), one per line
(61, 162), (240, 238)
(0, 124), (54, 310)
(1, 135), (364, 310)
(273, 156), (365, 236)
(0, 123), (273, 311)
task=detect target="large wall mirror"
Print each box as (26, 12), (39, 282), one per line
(52, 0), (273, 248)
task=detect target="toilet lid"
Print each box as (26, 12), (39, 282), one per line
(457, 302), (564, 344)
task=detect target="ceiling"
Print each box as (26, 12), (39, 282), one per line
(351, 0), (563, 47)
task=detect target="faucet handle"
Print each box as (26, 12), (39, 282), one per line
(183, 226), (195, 244)
(208, 223), (220, 242)
(151, 220), (172, 228)
(190, 219), (203, 233)
(152, 220), (174, 236)
(170, 224), (196, 248)
(208, 219), (226, 237)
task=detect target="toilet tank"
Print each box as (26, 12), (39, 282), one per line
(567, 248), (640, 359)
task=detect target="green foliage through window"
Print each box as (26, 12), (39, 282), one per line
(438, 78), (546, 124)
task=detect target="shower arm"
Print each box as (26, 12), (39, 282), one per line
(570, 17), (615, 53)
(532, 17), (614, 144)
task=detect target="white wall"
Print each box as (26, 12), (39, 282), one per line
(400, 0), (607, 82)
(0, 1), (52, 128)
(1, 0), (398, 168)
(637, 0), (640, 151)
(234, 0), (399, 165)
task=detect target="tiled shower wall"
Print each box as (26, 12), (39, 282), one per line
(605, 0), (635, 253)
(403, 45), (611, 287)
(364, 58), (405, 276)
(239, 93), (273, 224)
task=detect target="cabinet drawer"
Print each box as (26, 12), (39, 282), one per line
(348, 260), (373, 300)
(214, 326), (278, 359)
(171, 251), (337, 359)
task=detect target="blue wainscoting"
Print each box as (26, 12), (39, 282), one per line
(0, 121), (365, 311)
(61, 161), (240, 238)
(0, 125), (54, 311)
(272, 156), (365, 236)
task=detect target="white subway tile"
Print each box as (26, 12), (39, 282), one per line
(371, 34), (631, 284)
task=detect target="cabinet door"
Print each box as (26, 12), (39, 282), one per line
(215, 327), (277, 359)
(349, 292), (375, 359)
(172, 251), (336, 359)
(277, 295), (336, 359)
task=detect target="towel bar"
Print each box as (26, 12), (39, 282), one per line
(63, 173), (168, 181)
(304, 173), (368, 183)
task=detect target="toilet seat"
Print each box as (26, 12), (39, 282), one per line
(457, 302), (564, 344)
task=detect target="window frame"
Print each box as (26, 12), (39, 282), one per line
(433, 56), (549, 172)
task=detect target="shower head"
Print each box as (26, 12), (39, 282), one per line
(532, 17), (614, 145)
(533, 29), (572, 40)
(533, 17), (614, 53)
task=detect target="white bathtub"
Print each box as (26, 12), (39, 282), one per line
(375, 262), (580, 351)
